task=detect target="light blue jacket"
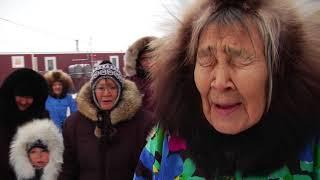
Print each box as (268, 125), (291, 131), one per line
(45, 94), (77, 129)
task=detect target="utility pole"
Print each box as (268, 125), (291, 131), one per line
(89, 36), (93, 67)
(75, 39), (79, 52)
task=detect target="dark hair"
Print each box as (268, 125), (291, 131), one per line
(0, 68), (49, 128)
(136, 47), (152, 78)
(27, 139), (48, 153)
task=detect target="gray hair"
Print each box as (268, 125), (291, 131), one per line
(187, 5), (281, 111)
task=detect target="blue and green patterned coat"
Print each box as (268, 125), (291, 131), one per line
(134, 127), (320, 180)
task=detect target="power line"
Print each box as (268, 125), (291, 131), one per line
(159, 0), (182, 24)
(0, 17), (77, 41)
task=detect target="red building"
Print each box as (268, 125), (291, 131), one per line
(0, 52), (125, 91)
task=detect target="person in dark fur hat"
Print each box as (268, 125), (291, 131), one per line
(58, 60), (154, 180)
(124, 36), (158, 112)
(44, 70), (77, 129)
(0, 68), (49, 179)
(134, 0), (320, 179)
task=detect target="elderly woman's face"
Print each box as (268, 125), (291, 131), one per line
(94, 78), (119, 110)
(194, 23), (267, 135)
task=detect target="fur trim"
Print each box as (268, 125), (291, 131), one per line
(9, 119), (64, 180)
(124, 36), (157, 77)
(76, 79), (142, 125)
(44, 70), (74, 96)
(150, 0), (320, 177)
(0, 68), (49, 128)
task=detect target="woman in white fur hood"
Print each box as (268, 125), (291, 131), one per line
(9, 119), (64, 180)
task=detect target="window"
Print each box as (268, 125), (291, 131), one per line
(32, 56), (38, 71)
(11, 56), (25, 68)
(44, 57), (57, 71)
(109, 56), (119, 69)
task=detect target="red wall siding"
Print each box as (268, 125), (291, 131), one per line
(0, 54), (33, 85)
(0, 55), (13, 85)
(0, 52), (125, 90)
(34, 53), (124, 73)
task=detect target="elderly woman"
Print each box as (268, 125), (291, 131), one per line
(134, 0), (320, 179)
(58, 61), (153, 180)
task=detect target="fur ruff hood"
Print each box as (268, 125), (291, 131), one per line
(76, 79), (142, 125)
(9, 119), (64, 180)
(124, 36), (157, 77)
(150, 0), (320, 177)
(0, 68), (49, 129)
(44, 70), (74, 97)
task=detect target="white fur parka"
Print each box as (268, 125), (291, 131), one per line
(9, 119), (64, 180)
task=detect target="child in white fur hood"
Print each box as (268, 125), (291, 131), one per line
(9, 119), (64, 180)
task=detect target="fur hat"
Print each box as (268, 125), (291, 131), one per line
(9, 119), (64, 180)
(0, 68), (48, 101)
(90, 60), (123, 110)
(0, 68), (49, 127)
(124, 36), (157, 77)
(44, 70), (74, 97)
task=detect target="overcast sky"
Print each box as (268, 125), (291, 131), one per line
(0, 0), (189, 53)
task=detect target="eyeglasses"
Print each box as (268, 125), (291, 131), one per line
(95, 85), (117, 93)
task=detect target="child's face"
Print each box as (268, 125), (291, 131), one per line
(28, 147), (49, 169)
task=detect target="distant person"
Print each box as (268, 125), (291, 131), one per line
(44, 70), (77, 129)
(124, 36), (158, 112)
(58, 61), (154, 180)
(10, 119), (63, 180)
(0, 68), (49, 179)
